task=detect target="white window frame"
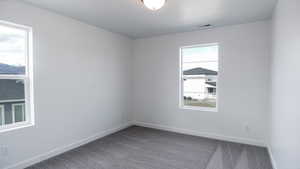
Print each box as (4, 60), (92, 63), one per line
(0, 20), (35, 132)
(0, 105), (4, 126)
(12, 103), (25, 123)
(179, 43), (219, 112)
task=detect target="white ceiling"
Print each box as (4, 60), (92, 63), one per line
(22, 0), (277, 39)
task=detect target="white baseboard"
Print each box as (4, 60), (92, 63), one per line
(133, 121), (266, 147)
(5, 123), (132, 169)
(267, 145), (278, 169)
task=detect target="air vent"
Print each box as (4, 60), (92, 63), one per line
(197, 24), (213, 29)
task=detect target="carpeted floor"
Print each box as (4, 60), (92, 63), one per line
(26, 126), (273, 169)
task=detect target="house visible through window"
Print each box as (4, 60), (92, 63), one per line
(0, 20), (33, 131)
(180, 44), (218, 111)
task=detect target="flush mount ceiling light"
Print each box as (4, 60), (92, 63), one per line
(141, 0), (166, 11)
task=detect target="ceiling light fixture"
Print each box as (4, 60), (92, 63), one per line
(141, 0), (166, 11)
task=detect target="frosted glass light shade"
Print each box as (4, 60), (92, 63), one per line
(142, 0), (166, 10)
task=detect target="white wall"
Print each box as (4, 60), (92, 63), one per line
(0, 1), (282, 168)
(132, 21), (270, 145)
(0, 0), (132, 168)
(270, 0), (300, 169)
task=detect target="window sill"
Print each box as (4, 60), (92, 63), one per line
(0, 121), (34, 133)
(180, 106), (218, 112)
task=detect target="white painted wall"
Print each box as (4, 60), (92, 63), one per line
(132, 21), (271, 146)
(269, 0), (300, 169)
(0, 1), (283, 168)
(0, 0), (132, 168)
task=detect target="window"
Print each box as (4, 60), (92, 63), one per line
(180, 44), (218, 111)
(0, 20), (34, 131)
(12, 103), (25, 123)
(0, 105), (4, 126)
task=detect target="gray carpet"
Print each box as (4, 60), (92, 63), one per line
(26, 126), (273, 169)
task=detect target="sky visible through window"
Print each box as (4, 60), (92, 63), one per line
(0, 24), (26, 66)
(182, 45), (218, 71)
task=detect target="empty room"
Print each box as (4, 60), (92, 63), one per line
(0, 0), (299, 169)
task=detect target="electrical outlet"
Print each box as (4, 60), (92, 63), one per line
(0, 145), (8, 156)
(244, 123), (250, 133)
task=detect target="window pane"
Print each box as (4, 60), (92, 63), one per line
(14, 104), (25, 122)
(0, 106), (4, 126)
(182, 45), (218, 108)
(183, 78), (216, 108)
(0, 79), (25, 124)
(0, 24), (26, 75)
